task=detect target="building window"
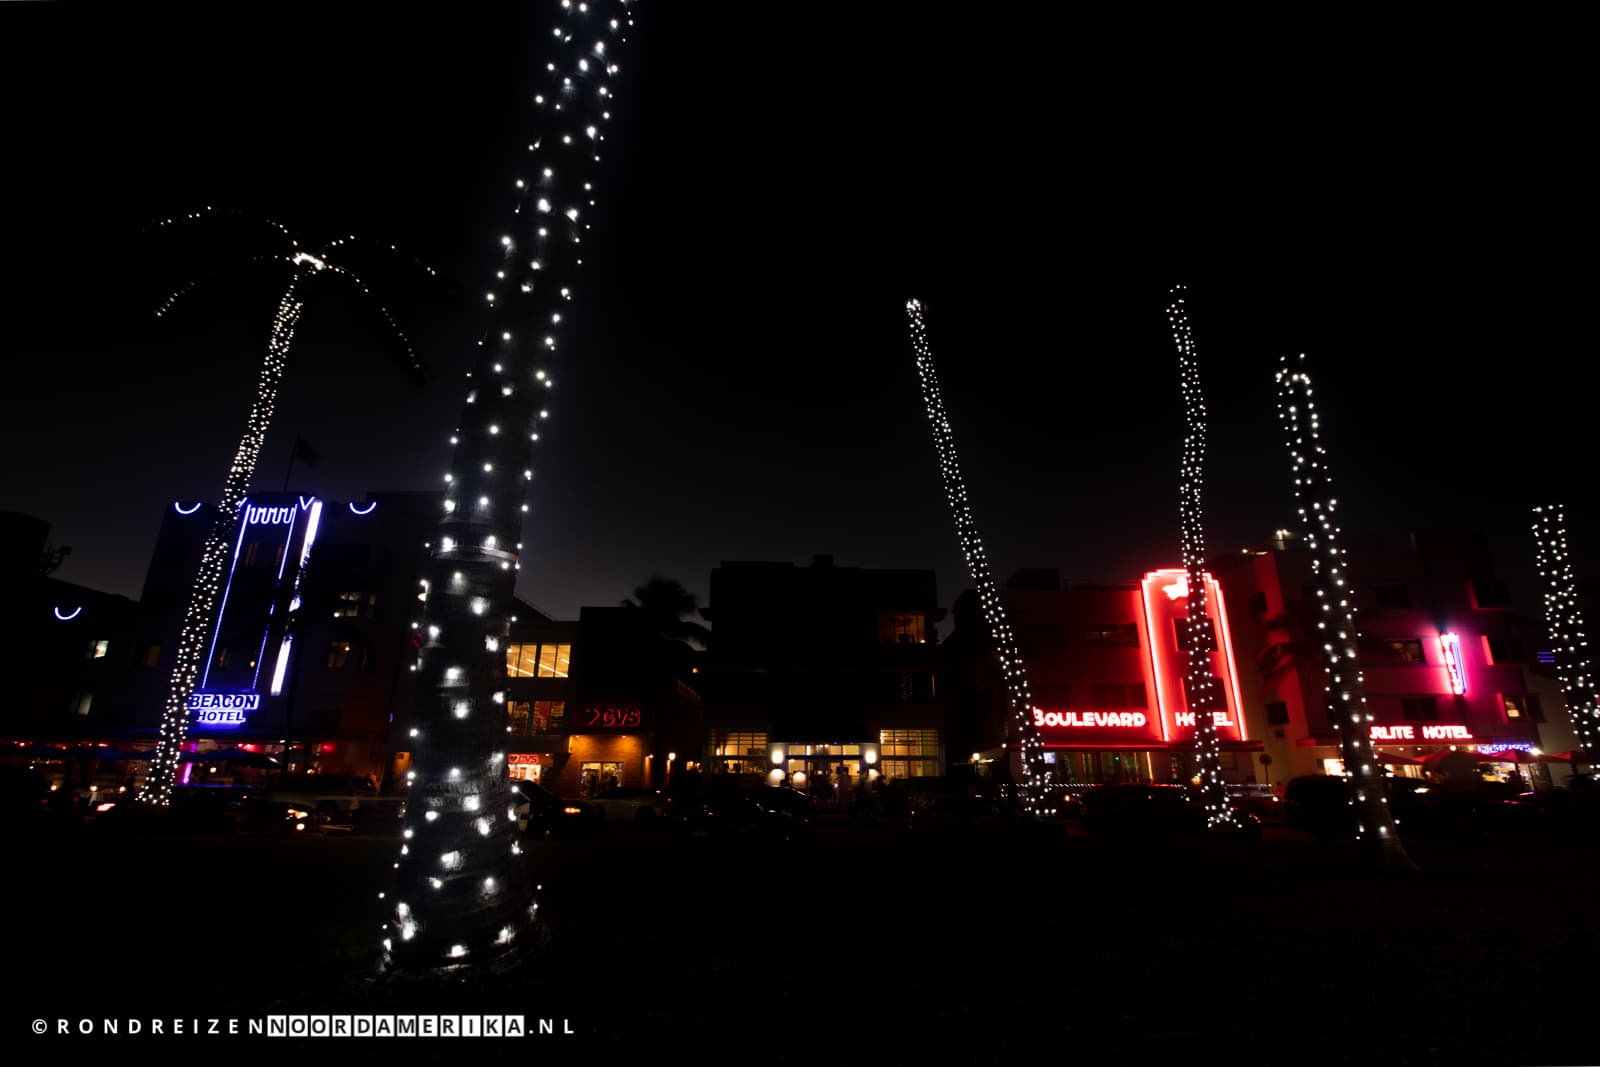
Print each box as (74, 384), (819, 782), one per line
(537, 644), (571, 678)
(1400, 696), (1439, 721)
(86, 639), (109, 660)
(243, 542), (261, 567)
(143, 643), (162, 668)
(709, 731), (768, 775)
(1086, 623), (1139, 648)
(1470, 581), (1511, 609)
(532, 701), (565, 732)
(505, 642), (571, 678)
(1372, 638), (1426, 664)
(1246, 591), (1268, 617)
(879, 729), (941, 780)
(1090, 682), (1148, 709)
(1265, 700), (1290, 726)
(216, 648), (232, 668)
(508, 701), (531, 734)
(506, 643), (538, 678)
(71, 692), (93, 716)
(1374, 584), (1411, 610)
(334, 591), (377, 619)
(326, 641), (352, 669)
(879, 613), (927, 644)
(360, 647), (377, 671)
(1482, 636), (1526, 665)
(1499, 694), (1544, 723)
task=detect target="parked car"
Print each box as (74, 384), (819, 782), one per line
(1490, 788), (1600, 832)
(678, 788), (814, 845)
(1285, 774), (1463, 840)
(511, 780), (602, 839)
(1080, 783), (1260, 838)
(907, 794), (1065, 839)
(588, 786), (669, 821)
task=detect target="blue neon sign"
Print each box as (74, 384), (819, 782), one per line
(188, 690), (261, 727)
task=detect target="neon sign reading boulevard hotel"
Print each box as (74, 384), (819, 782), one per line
(1024, 569), (1252, 749)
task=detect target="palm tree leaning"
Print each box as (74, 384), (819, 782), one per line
(137, 209), (434, 806)
(623, 575), (711, 649)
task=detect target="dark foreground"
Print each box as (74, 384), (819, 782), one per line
(9, 818), (1598, 1065)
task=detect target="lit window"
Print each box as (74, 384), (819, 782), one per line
(878, 613), (927, 644)
(326, 641), (352, 669)
(87, 639), (109, 660)
(505, 643), (539, 678)
(508, 701), (531, 733)
(143, 643), (162, 668)
(1087, 623), (1140, 648)
(537, 643), (571, 678)
(243, 542), (260, 567)
(72, 693), (93, 716)
(335, 591), (377, 619)
(533, 701), (565, 732)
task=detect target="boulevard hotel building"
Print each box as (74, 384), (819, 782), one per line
(978, 529), (1564, 789)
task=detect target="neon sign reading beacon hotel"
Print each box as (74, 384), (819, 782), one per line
(1029, 569), (1248, 747)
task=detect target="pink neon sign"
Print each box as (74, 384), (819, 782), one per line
(1371, 723), (1474, 742)
(1438, 633), (1466, 695)
(1033, 709), (1149, 729)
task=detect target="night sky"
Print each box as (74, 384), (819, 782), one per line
(0, 3), (1587, 626)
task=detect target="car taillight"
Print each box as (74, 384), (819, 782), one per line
(562, 806), (582, 815)
(96, 802), (116, 813)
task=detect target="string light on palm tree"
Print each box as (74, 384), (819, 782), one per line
(904, 298), (1050, 816)
(1531, 505), (1598, 759)
(1277, 352), (1416, 871)
(139, 213), (431, 807)
(1164, 286), (1234, 830)
(384, 0), (634, 978)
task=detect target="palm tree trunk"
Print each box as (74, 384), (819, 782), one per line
(383, 1), (633, 977)
(1277, 354), (1416, 871)
(141, 274), (305, 805)
(903, 300), (1050, 813)
(1166, 287), (1234, 828)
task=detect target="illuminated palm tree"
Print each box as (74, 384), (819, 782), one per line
(138, 210), (434, 806)
(382, 1), (635, 977)
(1277, 352), (1416, 871)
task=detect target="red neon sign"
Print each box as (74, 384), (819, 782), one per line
(1140, 569), (1247, 744)
(508, 753), (543, 765)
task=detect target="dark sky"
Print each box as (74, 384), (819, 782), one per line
(0, 3), (1588, 625)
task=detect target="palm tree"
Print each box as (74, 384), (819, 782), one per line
(1165, 286), (1236, 830)
(622, 575), (711, 649)
(1277, 353), (1416, 871)
(903, 299), (1051, 814)
(382, 2), (635, 979)
(137, 210), (436, 807)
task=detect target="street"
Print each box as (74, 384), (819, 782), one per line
(10, 817), (1598, 1065)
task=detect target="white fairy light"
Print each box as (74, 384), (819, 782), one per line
(1278, 351), (1415, 870)
(903, 299), (1049, 815)
(387, 0), (630, 978)
(1165, 286), (1234, 830)
(1532, 505), (1598, 757)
